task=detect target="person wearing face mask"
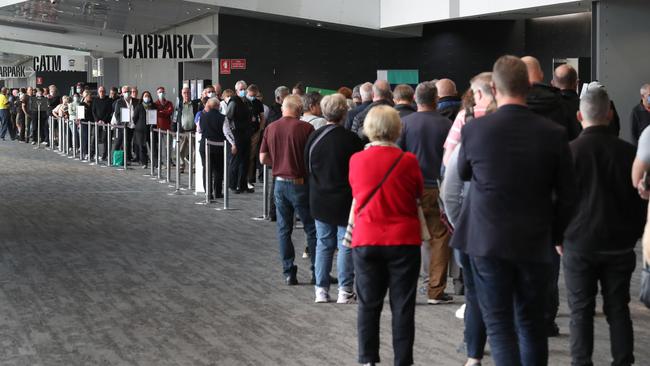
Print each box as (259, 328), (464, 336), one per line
(92, 86), (114, 161)
(129, 87), (141, 163)
(16, 89), (27, 142)
(112, 85), (136, 164)
(79, 91), (95, 160)
(133, 91), (155, 168)
(246, 84), (266, 188)
(225, 80), (254, 194)
(173, 87), (200, 174)
(154, 86), (174, 167)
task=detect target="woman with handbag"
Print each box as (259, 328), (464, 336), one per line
(348, 105), (424, 366)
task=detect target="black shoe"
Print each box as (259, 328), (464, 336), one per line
(546, 323), (560, 337)
(285, 266), (298, 285)
(310, 273), (316, 285)
(214, 193), (224, 199)
(234, 189), (242, 194)
(245, 188), (255, 193)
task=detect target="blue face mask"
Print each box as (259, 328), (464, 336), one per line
(143, 97), (151, 104)
(238, 90), (246, 98)
(246, 95), (255, 101)
(646, 96), (650, 104)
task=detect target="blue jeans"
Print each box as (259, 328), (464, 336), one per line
(458, 251), (487, 359)
(470, 256), (549, 366)
(314, 220), (353, 291)
(274, 180), (316, 277)
(0, 109), (9, 138)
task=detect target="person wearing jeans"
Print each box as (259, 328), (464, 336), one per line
(260, 94), (316, 285)
(304, 93), (363, 303)
(349, 106), (423, 366)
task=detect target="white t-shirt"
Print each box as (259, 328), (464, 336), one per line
(301, 114), (327, 130)
(638, 127), (650, 164)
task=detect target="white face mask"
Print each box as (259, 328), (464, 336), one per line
(158, 92), (165, 100)
(124, 94), (130, 100)
(208, 92), (216, 98)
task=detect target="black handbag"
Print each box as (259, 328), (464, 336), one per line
(641, 262), (650, 309)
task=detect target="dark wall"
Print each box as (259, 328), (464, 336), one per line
(219, 13), (588, 100)
(218, 15), (525, 101)
(525, 13), (591, 83)
(35, 71), (87, 95)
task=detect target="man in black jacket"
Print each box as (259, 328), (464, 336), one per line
(553, 64), (582, 137)
(451, 55), (576, 365)
(345, 82), (372, 130)
(351, 80), (393, 142)
(631, 83), (650, 144)
(199, 98), (226, 199)
(92, 86), (114, 161)
(393, 84), (417, 119)
(523, 55), (579, 336)
(436, 78), (462, 121)
(561, 88), (645, 366)
(225, 80), (254, 193)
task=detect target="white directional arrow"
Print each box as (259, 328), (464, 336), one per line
(191, 35), (218, 59)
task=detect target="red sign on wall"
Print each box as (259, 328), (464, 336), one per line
(220, 59), (231, 75)
(231, 59), (247, 70)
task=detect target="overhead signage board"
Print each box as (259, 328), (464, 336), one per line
(33, 55), (86, 72)
(122, 34), (218, 59)
(0, 65), (35, 79)
(231, 59), (246, 70)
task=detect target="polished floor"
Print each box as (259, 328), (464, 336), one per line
(0, 140), (649, 366)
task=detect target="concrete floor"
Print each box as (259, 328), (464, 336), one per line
(0, 140), (649, 366)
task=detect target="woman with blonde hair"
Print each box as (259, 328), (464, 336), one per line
(348, 105), (424, 366)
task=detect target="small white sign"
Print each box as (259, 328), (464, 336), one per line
(120, 108), (131, 123)
(76, 105), (85, 120)
(146, 109), (157, 125)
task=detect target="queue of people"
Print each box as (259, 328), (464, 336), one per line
(4, 54), (650, 366)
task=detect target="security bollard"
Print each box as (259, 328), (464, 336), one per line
(188, 132), (193, 191)
(107, 124), (112, 167)
(165, 130), (171, 183)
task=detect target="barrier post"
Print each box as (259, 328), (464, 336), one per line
(77, 121), (82, 160)
(86, 121), (91, 161)
(168, 129), (182, 196)
(188, 132), (193, 191)
(156, 129), (162, 181)
(64, 118), (69, 156)
(145, 127), (154, 177)
(107, 124), (112, 166)
(165, 130), (171, 183)
(205, 141), (211, 203)
(215, 142), (231, 211)
(91, 122), (99, 165)
(252, 165), (269, 221)
(35, 104), (41, 149)
(47, 117), (52, 150)
(58, 118), (63, 153)
(71, 121), (77, 158)
(122, 127), (127, 170)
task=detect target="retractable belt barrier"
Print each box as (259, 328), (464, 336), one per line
(252, 165), (270, 221)
(200, 139), (230, 211)
(168, 130), (194, 195)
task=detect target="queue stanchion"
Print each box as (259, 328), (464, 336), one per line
(156, 128), (162, 181)
(46, 117), (52, 150)
(107, 123), (112, 167)
(70, 120), (77, 159)
(196, 140), (211, 205)
(64, 118), (69, 156)
(168, 129), (183, 196)
(98, 123), (108, 168)
(57, 118), (63, 154)
(76, 121), (82, 160)
(144, 126), (153, 177)
(188, 132), (193, 191)
(252, 165), (269, 221)
(91, 122), (98, 166)
(215, 142), (231, 211)
(34, 103), (41, 150)
(115, 125), (127, 171)
(86, 121), (91, 162)
(165, 130), (171, 184)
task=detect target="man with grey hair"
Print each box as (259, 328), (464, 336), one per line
(398, 81), (453, 305)
(226, 80), (254, 193)
(561, 87), (645, 366)
(631, 83), (650, 144)
(345, 82), (373, 130)
(351, 84), (362, 106)
(351, 80), (393, 141)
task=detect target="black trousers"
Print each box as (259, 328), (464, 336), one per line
(229, 136), (251, 191)
(113, 127), (134, 160)
(545, 248), (561, 330)
(30, 111), (48, 142)
(80, 123), (95, 157)
(100, 125), (109, 159)
(134, 129), (149, 165)
(563, 249), (636, 366)
(200, 140), (224, 198)
(353, 245), (420, 366)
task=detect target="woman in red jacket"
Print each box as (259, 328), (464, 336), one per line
(349, 105), (424, 366)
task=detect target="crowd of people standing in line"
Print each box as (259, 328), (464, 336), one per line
(3, 54), (650, 366)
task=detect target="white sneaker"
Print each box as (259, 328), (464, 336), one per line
(315, 287), (329, 303)
(455, 303), (466, 319)
(337, 289), (356, 304)
(247, 182), (255, 190)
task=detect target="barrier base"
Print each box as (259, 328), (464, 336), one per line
(251, 216), (268, 221)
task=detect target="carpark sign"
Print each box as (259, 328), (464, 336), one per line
(122, 34), (218, 59)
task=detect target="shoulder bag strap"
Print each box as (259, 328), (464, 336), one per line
(357, 151), (405, 214)
(308, 124), (338, 173)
